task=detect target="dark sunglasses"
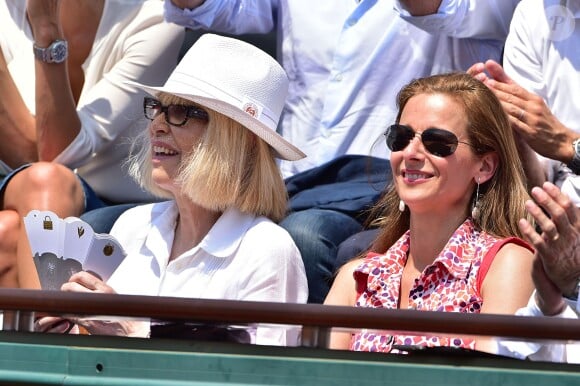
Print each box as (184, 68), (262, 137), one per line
(143, 97), (209, 126)
(384, 124), (473, 157)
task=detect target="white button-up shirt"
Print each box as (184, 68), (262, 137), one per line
(107, 201), (308, 346)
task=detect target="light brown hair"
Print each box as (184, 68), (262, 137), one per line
(371, 72), (532, 253)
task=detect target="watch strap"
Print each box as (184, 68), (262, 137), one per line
(563, 277), (580, 302)
(33, 39), (68, 63)
(567, 138), (580, 175)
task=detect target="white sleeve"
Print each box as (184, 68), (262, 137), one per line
(235, 222), (308, 347)
(559, 174), (580, 207)
(502, 2), (545, 94)
(494, 292), (580, 363)
(164, 0), (276, 34)
(393, 0), (519, 40)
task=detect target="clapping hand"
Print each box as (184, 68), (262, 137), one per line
(518, 182), (580, 315)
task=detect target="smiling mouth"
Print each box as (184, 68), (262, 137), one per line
(153, 146), (178, 156)
(403, 172), (431, 182)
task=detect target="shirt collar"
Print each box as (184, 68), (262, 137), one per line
(384, 218), (479, 279)
(431, 218), (480, 279)
(145, 202), (256, 261)
(198, 207), (255, 258)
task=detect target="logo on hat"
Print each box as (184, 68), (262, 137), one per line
(242, 101), (262, 119)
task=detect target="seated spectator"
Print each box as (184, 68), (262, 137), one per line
(34, 34), (308, 346)
(324, 73), (535, 354)
(0, 0), (185, 288)
(496, 182), (580, 363)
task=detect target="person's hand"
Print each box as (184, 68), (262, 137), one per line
(34, 316), (77, 334)
(61, 271), (116, 294)
(518, 182), (580, 315)
(60, 271), (148, 337)
(468, 60), (576, 165)
(170, 0), (206, 10)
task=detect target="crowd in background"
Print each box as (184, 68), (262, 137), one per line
(0, 0), (578, 363)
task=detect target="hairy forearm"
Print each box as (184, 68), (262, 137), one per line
(30, 6), (81, 161)
(552, 127), (578, 165)
(515, 135), (547, 190)
(34, 61), (81, 161)
(398, 0), (442, 16)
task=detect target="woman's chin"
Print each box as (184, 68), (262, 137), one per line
(151, 174), (176, 191)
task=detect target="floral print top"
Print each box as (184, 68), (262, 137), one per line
(350, 218), (530, 353)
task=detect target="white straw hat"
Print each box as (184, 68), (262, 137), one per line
(127, 33), (305, 161)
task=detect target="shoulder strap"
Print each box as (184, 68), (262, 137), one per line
(476, 237), (533, 295)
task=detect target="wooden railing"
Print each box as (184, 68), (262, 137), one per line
(1, 288), (579, 347)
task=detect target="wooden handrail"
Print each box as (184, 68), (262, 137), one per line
(1, 288), (579, 341)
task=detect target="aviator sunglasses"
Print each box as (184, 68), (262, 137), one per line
(384, 124), (474, 157)
(143, 96), (209, 126)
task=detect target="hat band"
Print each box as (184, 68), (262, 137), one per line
(163, 72), (279, 130)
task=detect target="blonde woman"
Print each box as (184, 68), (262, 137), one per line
(36, 34), (308, 346)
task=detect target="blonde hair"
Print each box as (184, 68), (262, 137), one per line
(128, 93), (288, 222)
(371, 72), (532, 253)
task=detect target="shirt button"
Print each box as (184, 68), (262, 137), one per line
(334, 73), (343, 81)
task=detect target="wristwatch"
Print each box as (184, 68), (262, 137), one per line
(568, 138), (580, 175)
(564, 277), (580, 302)
(33, 39), (68, 64)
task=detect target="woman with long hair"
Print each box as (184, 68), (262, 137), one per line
(325, 72), (535, 354)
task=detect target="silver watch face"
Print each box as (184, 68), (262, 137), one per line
(49, 40), (68, 63)
(569, 138), (580, 174)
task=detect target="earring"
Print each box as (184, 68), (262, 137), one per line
(399, 199), (406, 212)
(471, 177), (481, 220)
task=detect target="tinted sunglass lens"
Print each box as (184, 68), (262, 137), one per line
(386, 125), (414, 151)
(421, 129), (458, 157)
(167, 105), (188, 126)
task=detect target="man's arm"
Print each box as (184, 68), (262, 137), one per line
(397, 0), (441, 16)
(27, 0), (81, 161)
(394, 0), (519, 40)
(170, 0), (206, 9)
(164, 0), (275, 35)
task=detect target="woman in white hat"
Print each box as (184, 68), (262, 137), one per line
(35, 34), (308, 346)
